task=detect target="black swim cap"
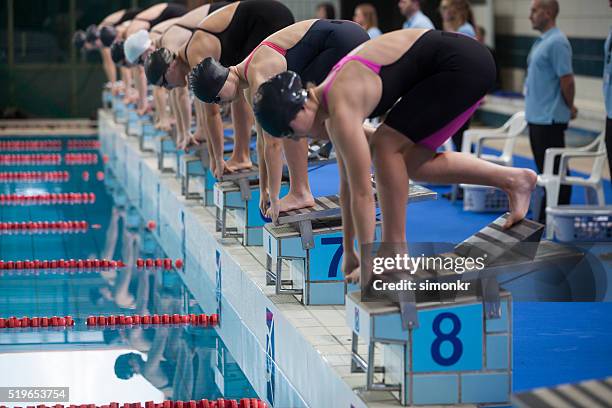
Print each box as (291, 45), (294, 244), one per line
(253, 71), (307, 138)
(144, 48), (175, 86)
(85, 24), (99, 44)
(188, 57), (229, 104)
(72, 30), (87, 50)
(110, 40), (126, 65)
(100, 26), (117, 47)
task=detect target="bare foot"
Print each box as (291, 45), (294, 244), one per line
(225, 157), (253, 172)
(193, 127), (207, 144)
(278, 191), (315, 213)
(214, 160), (233, 179)
(177, 133), (193, 151)
(158, 119), (173, 132)
(184, 135), (206, 152)
(503, 168), (537, 229)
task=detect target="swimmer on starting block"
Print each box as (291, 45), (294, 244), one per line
(119, 3), (189, 116)
(72, 8), (141, 100)
(188, 19), (369, 220)
(143, 0), (295, 178)
(123, 3), (229, 141)
(254, 29), (537, 283)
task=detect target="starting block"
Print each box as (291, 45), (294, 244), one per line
(345, 214), (584, 405)
(179, 134), (241, 202)
(214, 167), (290, 246)
(263, 184), (437, 305)
(102, 89), (112, 110)
(513, 376), (612, 407)
(126, 108), (142, 137)
(112, 98), (128, 125)
(179, 147), (209, 200)
(155, 135), (180, 173)
(346, 290), (513, 406)
(138, 120), (167, 152)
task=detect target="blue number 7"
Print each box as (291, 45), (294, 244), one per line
(321, 237), (343, 278)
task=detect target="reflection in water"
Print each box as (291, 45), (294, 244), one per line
(0, 172), (256, 404)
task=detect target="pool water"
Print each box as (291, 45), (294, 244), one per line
(0, 138), (291, 406)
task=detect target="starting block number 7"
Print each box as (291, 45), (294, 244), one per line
(321, 237), (343, 278)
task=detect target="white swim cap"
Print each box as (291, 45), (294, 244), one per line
(124, 29), (152, 64)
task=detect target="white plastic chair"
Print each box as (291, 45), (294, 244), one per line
(534, 131), (608, 239)
(450, 111), (527, 201)
(460, 111), (527, 166)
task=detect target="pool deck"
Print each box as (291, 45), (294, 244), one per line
(99, 110), (451, 408)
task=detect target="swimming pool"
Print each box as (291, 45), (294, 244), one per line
(0, 138), (304, 407)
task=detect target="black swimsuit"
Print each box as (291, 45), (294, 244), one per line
(114, 8), (142, 26)
(154, 2), (230, 36)
(184, 0), (295, 67)
(324, 30), (496, 150)
(245, 20), (369, 85)
(136, 3), (188, 28)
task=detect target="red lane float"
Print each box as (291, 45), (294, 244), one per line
(0, 153), (61, 165)
(0, 399), (266, 408)
(0, 315), (74, 329)
(0, 220), (88, 234)
(65, 153), (99, 165)
(0, 139), (62, 151)
(86, 313), (219, 327)
(0, 192), (95, 205)
(0, 258), (125, 271)
(136, 258), (178, 270)
(67, 139), (101, 150)
(0, 171), (69, 182)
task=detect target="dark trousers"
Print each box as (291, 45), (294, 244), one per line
(606, 117), (612, 181)
(529, 123), (572, 222)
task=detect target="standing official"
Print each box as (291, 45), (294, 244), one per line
(525, 0), (576, 220)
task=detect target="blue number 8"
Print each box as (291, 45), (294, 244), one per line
(431, 312), (463, 366)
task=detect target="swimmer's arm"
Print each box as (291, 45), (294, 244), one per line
(249, 62), (288, 208)
(121, 67), (131, 87)
(135, 66), (148, 112)
(143, 327), (170, 376)
(255, 123), (268, 199)
(328, 109), (376, 256)
(100, 48), (117, 84)
(243, 87), (268, 195)
(335, 150), (356, 257)
(202, 103), (226, 171)
(263, 131), (284, 213)
(112, 265), (134, 308)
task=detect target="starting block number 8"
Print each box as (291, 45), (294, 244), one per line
(431, 312), (463, 366)
(413, 303), (483, 372)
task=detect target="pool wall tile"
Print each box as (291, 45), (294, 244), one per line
(103, 111), (350, 408)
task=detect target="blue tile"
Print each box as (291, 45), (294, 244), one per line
(308, 282), (345, 305)
(486, 300), (509, 333)
(486, 334), (509, 370)
(412, 374), (458, 405)
(461, 373), (510, 404)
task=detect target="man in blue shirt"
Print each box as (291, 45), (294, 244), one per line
(525, 0), (576, 220)
(399, 0), (434, 30)
(604, 0), (612, 179)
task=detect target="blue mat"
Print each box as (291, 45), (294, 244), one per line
(305, 148), (612, 394)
